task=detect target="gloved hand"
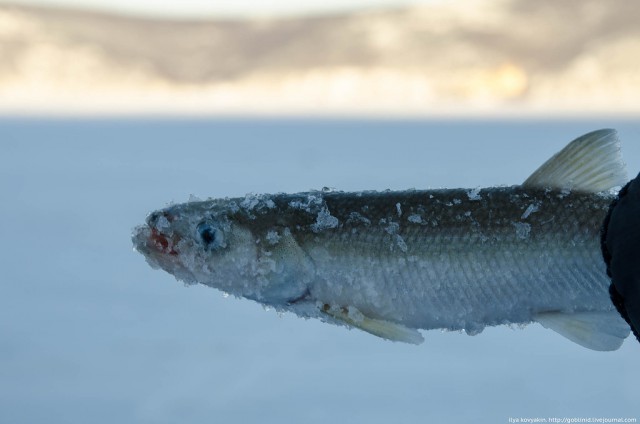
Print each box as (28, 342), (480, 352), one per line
(602, 174), (640, 343)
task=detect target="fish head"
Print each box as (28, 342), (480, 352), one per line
(132, 198), (315, 308)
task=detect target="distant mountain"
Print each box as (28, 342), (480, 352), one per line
(1, 1), (639, 115)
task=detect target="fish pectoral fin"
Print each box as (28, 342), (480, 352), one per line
(523, 129), (627, 193)
(534, 311), (630, 351)
(320, 304), (424, 345)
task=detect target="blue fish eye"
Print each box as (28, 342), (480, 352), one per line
(197, 222), (224, 250)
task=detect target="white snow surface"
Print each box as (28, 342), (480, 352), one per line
(2, 119), (640, 424)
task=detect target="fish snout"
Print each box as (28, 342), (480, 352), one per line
(144, 210), (181, 255)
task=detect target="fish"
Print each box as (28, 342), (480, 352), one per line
(132, 129), (631, 351)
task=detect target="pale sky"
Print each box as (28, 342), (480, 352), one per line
(9, 0), (440, 17)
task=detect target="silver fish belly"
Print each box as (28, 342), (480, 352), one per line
(133, 129), (631, 351)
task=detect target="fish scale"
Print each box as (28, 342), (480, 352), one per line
(293, 187), (612, 330)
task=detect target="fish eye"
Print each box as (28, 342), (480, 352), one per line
(197, 222), (225, 250)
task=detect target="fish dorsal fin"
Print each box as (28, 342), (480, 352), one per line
(523, 129), (627, 193)
(321, 304), (424, 345)
(535, 311), (630, 351)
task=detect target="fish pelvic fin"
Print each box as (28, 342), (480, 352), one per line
(321, 304), (424, 345)
(523, 129), (627, 193)
(535, 311), (630, 351)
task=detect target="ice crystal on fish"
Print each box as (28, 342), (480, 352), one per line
(395, 234), (408, 253)
(289, 194), (323, 213)
(384, 222), (400, 235)
(155, 215), (170, 231)
(241, 193), (275, 211)
(467, 188), (482, 201)
(521, 203), (540, 219)
(265, 230), (281, 245)
(311, 206), (339, 233)
(347, 211), (371, 226)
(407, 214), (423, 224)
(396, 202), (402, 217)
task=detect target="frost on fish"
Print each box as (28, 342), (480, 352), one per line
(265, 230), (281, 245)
(240, 193), (276, 213)
(133, 129), (630, 351)
(311, 206), (339, 233)
(347, 211), (371, 226)
(396, 202), (403, 217)
(521, 203), (540, 219)
(407, 214), (423, 224)
(467, 188), (482, 201)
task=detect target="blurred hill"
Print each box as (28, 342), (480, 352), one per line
(1, 0), (639, 115)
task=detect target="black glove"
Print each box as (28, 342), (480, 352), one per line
(602, 174), (640, 343)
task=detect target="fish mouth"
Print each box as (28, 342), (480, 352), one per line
(132, 225), (181, 264)
(149, 228), (179, 256)
(132, 225), (180, 256)
(132, 224), (200, 284)
(132, 208), (181, 256)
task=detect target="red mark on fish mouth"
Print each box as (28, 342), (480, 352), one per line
(150, 228), (179, 256)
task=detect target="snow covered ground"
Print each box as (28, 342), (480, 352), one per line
(1, 118), (639, 423)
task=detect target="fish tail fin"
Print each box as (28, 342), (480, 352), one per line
(535, 311), (630, 351)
